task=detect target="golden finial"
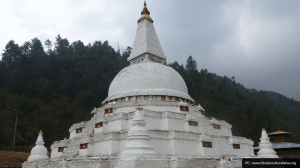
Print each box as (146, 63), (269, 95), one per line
(94, 107), (96, 109)
(82, 121), (83, 123)
(40, 130), (42, 133)
(262, 128), (265, 130)
(185, 111), (188, 115)
(64, 137), (66, 140)
(231, 135), (233, 137)
(33, 159), (35, 162)
(139, 1), (153, 23)
(181, 100), (183, 102)
(212, 117), (214, 119)
(138, 103), (140, 106)
(85, 134), (87, 137)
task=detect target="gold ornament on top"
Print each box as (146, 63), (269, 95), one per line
(139, 1), (153, 23)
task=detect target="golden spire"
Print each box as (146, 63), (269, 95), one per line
(40, 130), (42, 133)
(138, 1), (153, 23)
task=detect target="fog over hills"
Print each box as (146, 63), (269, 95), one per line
(1, 0), (300, 100)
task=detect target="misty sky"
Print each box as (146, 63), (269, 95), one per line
(1, 0), (300, 101)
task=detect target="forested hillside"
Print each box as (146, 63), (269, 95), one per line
(0, 36), (299, 150)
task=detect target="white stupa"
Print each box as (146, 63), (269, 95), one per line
(23, 2), (255, 168)
(121, 106), (156, 156)
(27, 130), (49, 161)
(257, 128), (279, 158)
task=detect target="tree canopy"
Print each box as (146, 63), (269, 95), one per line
(0, 37), (299, 150)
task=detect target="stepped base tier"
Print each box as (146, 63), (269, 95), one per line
(23, 2), (255, 168)
(23, 101), (254, 168)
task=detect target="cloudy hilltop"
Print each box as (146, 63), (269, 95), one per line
(1, 0), (300, 101)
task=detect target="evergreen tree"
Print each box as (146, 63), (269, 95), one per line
(45, 39), (52, 54)
(185, 55), (197, 71)
(0, 36), (299, 150)
(2, 40), (22, 65)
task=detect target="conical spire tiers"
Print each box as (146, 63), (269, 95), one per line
(138, 1), (153, 23)
(120, 107), (156, 156)
(257, 128), (279, 158)
(128, 1), (166, 62)
(28, 131), (49, 161)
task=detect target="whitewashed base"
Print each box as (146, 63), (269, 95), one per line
(22, 156), (243, 168)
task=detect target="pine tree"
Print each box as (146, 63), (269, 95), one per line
(185, 55), (197, 71)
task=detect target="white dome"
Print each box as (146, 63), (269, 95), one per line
(104, 62), (194, 102)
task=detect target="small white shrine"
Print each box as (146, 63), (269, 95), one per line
(27, 130), (49, 161)
(23, 2), (256, 168)
(257, 128), (279, 158)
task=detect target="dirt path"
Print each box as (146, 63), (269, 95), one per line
(0, 151), (50, 167)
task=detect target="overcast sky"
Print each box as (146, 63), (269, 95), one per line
(1, 0), (300, 101)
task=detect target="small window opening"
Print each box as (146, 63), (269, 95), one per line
(95, 122), (103, 128)
(76, 128), (82, 133)
(201, 111), (205, 115)
(58, 147), (64, 152)
(80, 143), (88, 149)
(202, 141), (212, 148)
(180, 106), (189, 112)
(105, 108), (113, 114)
(213, 124), (221, 129)
(233, 144), (240, 149)
(188, 121), (198, 126)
